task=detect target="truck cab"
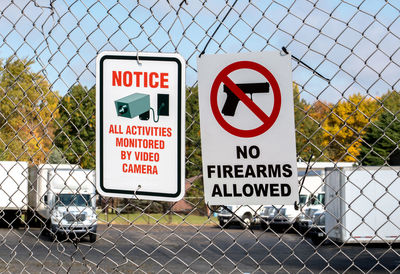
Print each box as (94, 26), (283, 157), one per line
(29, 165), (97, 242)
(48, 168), (97, 242)
(297, 193), (325, 234)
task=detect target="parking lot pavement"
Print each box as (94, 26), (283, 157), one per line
(0, 224), (399, 273)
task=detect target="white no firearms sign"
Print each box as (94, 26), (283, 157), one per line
(198, 51), (298, 205)
(96, 51), (185, 201)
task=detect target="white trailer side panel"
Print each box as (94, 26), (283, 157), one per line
(325, 167), (344, 242)
(326, 167), (400, 243)
(0, 162), (28, 210)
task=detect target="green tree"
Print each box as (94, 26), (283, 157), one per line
(184, 85), (207, 214)
(54, 84), (95, 169)
(359, 90), (400, 165)
(293, 84), (326, 161)
(185, 85), (202, 178)
(0, 56), (59, 163)
(48, 149), (67, 164)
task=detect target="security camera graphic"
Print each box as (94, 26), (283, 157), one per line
(115, 93), (169, 122)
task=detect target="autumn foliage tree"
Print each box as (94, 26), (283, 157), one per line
(0, 57), (59, 163)
(321, 93), (378, 162)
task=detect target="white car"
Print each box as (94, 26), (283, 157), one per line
(217, 205), (262, 229)
(269, 205), (300, 231)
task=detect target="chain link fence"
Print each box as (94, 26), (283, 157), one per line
(0, 0), (400, 272)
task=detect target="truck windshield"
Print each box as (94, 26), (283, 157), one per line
(55, 194), (91, 207)
(309, 194), (325, 205)
(299, 195), (307, 205)
(317, 193), (325, 205)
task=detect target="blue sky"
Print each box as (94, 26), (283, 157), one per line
(0, 0), (399, 103)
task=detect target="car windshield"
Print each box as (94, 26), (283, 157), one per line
(263, 206), (273, 215)
(55, 194), (91, 207)
(277, 208), (286, 216)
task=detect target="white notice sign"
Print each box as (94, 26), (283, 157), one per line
(198, 52), (298, 205)
(96, 51), (185, 201)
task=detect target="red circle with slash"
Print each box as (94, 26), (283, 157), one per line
(210, 61), (281, 138)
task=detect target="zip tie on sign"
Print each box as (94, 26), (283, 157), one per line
(294, 153), (313, 211)
(134, 185), (141, 200)
(136, 51), (142, 66)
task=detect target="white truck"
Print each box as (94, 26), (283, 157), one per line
(219, 162), (354, 231)
(28, 164), (97, 242)
(0, 161), (28, 228)
(325, 166), (400, 244)
(266, 165), (327, 231)
(217, 205), (263, 228)
(296, 162), (354, 232)
(297, 161), (354, 206)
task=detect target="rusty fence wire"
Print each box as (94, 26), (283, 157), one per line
(0, 0), (399, 272)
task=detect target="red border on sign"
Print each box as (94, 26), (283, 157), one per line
(210, 61), (281, 138)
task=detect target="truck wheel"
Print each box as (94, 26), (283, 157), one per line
(49, 231), (57, 242)
(89, 232), (97, 243)
(40, 219), (50, 237)
(25, 210), (33, 228)
(4, 211), (20, 229)
(10, 217), (21, 229)
(260, 221), (268, 231)
(240, 214), (252, 229)
(311, 235), (324, 245)
(219, 219), (231, 228)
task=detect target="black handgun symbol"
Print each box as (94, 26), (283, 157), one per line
(221, 82), (270, 116)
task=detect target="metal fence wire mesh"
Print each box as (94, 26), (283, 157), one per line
(0, 0), (400, 272)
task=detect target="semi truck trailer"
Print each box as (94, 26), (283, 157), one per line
(325, 166), (400, 244)
(0, 161), (28, 228)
